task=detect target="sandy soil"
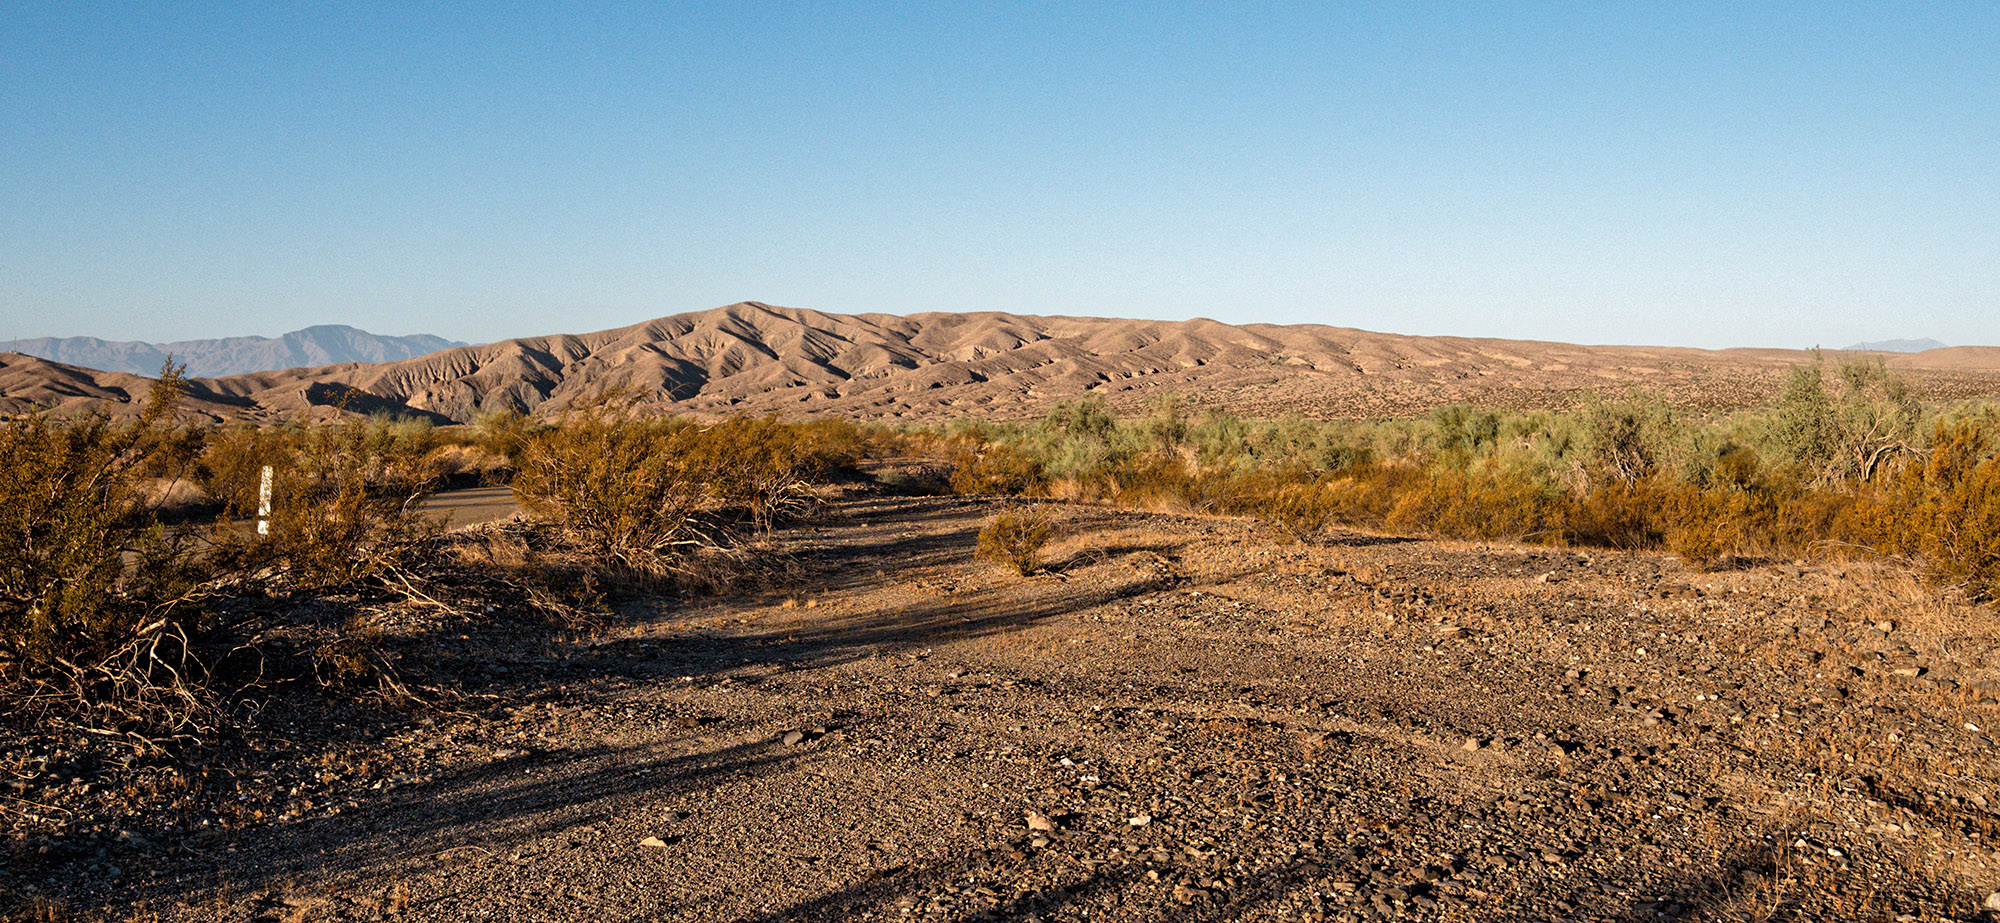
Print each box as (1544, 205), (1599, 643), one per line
(12, 495), (2000, 922)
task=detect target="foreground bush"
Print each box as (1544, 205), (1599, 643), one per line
(0, 369), (217, 739)
(1875, 422), (2000, 601)
(976, 510), (1054, 575)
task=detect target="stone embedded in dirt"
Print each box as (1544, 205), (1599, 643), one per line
(640, 836), (669, 849)
(1460, 737), (1486, 752)
(782, 730), (805, 746)
(1985, 891), (2000, 913)
(1129, 814), (1152, 827)
(1025, 810), (1056, 832)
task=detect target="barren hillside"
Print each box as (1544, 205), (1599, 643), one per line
(9, 303), (2000, 422)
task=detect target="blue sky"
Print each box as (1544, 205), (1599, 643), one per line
(2, 2), (1995, 349)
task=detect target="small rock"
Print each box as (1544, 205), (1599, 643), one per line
(640, 836), (669, 849)
(1460, 737), (1485, 752)
(1985, 892), (2000, 913)
(1129, 814), (1152, 827)
(1025, 810), (1055, 832)
(782, 730), (805, 746)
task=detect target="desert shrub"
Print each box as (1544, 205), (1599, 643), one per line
(1881, 422), (2000, 600)
(1188, 411), (1253, 468)
(513, 405), (857, 577)
(1770, 354), (1924, 486)
(1577, 396), (1676, 488)
(0, 368), (218, 738)
(912, 379), (2000, 604)
(247, 417), (445, 588)
(674, 416), (860, 530)
(1562, 480), (1665, 550)
(1428, 404), (1502, 467)
(1102, 452), (1198, 508)
(512, 408), (710, 572)
(1383, 466), (1567, 542)
(950, 444), (1048, 496)
(1139, 393), (1190, 450)
(1774, 360), (1838, 481)
(1709, 443), (1764, 490)
(1658, 485), (1739, 570)
(196, 424), (292, 516)
(976, 510), (1054, 575)
(1265, 479), (1344, 541)
(1045, 395), (1120, 441)
(472, 409), (536, 469)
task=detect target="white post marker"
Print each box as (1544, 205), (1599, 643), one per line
(257, 465), (273, 536)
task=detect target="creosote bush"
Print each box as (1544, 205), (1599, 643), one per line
(511, 401), (861, 580)
(198, 415), (445, 588)
(950, 443), (1049, 496)
(976, 510), (1054, 576)
(0, 367), (217, 739)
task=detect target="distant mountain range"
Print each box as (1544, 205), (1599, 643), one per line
(0, 325), (467, 377)
(1843, 338), (1948, 353)
(7, 303), (2000, 424)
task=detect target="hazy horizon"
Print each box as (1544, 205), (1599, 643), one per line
(4, 5), (1995, 350)
(0, 301), (1974, 355)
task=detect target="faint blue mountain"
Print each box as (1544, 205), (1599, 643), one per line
(1842, 338), (1948, 353)
(0, 325), (468, 377)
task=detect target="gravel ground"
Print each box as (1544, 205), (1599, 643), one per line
(10, 495), (2000, 922)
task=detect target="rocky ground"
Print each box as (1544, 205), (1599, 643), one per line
(8, 493), (2000, 922)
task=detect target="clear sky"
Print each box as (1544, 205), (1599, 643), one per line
(3, 2), (1995, 349)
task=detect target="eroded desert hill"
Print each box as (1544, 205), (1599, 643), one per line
(8, 302), (2000, 423)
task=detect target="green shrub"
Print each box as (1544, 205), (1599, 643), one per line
(1771, 354), (1924, 486)
(909, 380), (2000, 605)
(1577, 396), (1676, 488)
(976, 510), (1054, 576)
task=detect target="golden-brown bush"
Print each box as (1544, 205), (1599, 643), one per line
(511, 405), (859, 577)
(218, 418), (445, 589)
(0, 368), (218, 738)
(1878, 423), (2000, 600)
(950, 444), (1048, 496)
(976, 510), (1054, 575)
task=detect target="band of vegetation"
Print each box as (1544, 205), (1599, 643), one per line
(4, 352), (1998, 754)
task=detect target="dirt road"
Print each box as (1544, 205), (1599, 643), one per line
(27, 496), (2000, 922)
(416, 486), (519, 529)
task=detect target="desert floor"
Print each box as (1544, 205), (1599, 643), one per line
(15, 494), (2000, 922)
